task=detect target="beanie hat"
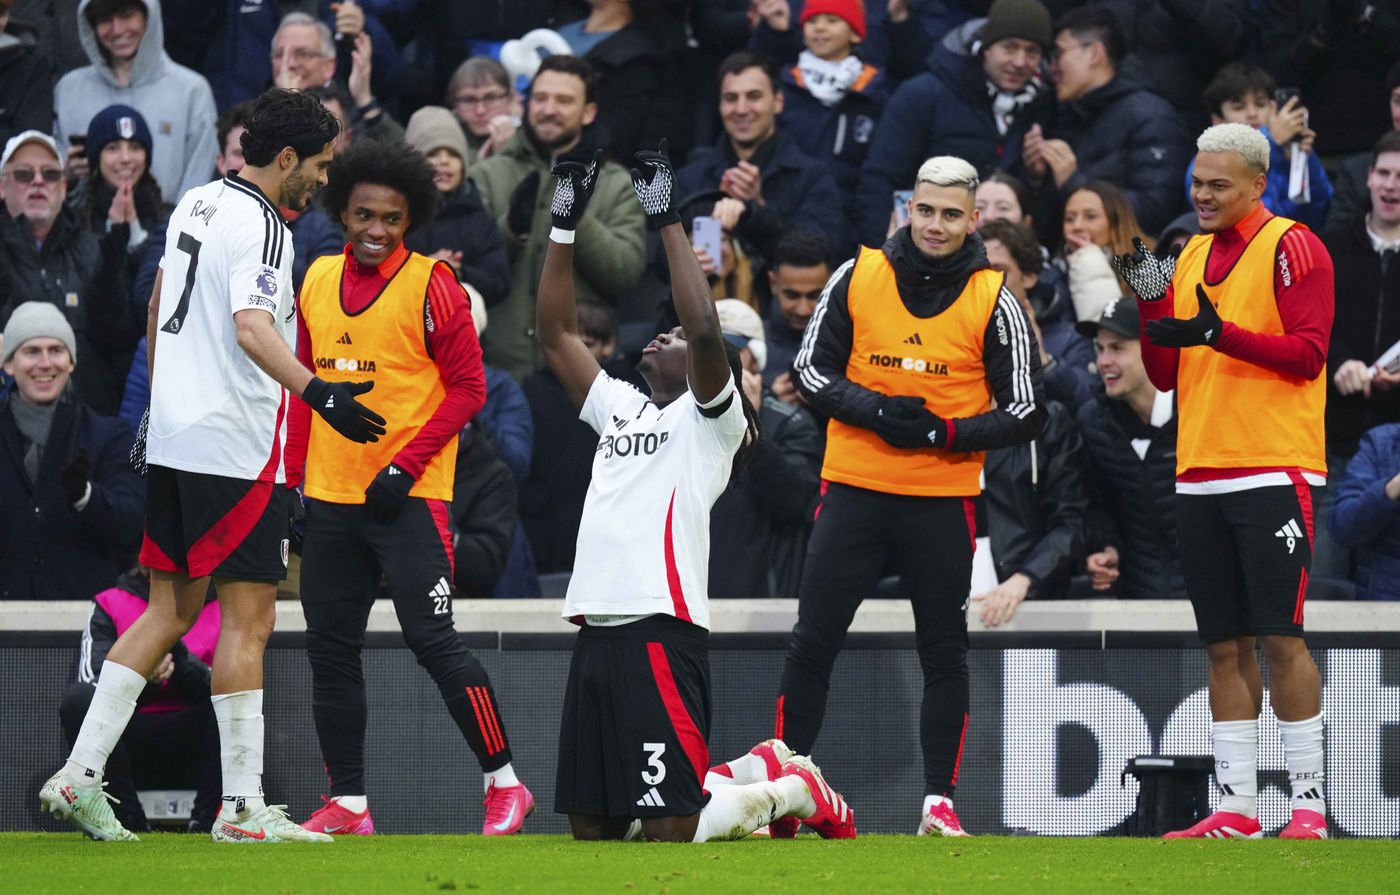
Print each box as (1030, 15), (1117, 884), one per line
(980, 0), (1052, 52)
(405, 105), (470, 163)
(86, 104), (154, 161)
(2, 302), (78, 365)
(800, 0), (867, 40)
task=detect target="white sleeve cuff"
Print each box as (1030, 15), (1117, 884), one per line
(549, 227), (576, 245)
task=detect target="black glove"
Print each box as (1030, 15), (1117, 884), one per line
(302, 377), (387, 444)
(630, 139), (681, 227)
(1145, 284), (1223, 348)
(1110, 236), (1176, 302)
(873, 395), (949, 450)
(60, 450), (91, 506)
(549, 149), (602, 231)
(364, 462), (414, 523)
(129, 406), (148, 478)
(507, 170), (541, 237)
(288, 487), (307, 556)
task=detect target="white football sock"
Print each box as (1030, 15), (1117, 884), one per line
(1212, 719), (1258, 817)
(923, 794), (953, 814)
(706, 751), (771, 788)
(68, 661), (146, 785)
(1277, 713), (1325, 816)
(485, 763), (519, 791)
(212, 689), (265, 811)
(333, 795), (367, 813)
(691, 777), (814, 842)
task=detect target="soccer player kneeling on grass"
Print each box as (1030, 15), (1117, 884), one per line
(538, 142), (855, 842)
(286, 139), (532, 836)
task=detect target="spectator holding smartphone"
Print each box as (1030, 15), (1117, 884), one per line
(1183, 63), (1333, 231)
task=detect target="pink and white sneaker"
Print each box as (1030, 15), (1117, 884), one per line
(483, 783), (534, 836)
(1163, 811), (1262, 839)
(1279, 808), (1328, 839)
(919, 801), (971, 837)
(301, 795), (374, 835)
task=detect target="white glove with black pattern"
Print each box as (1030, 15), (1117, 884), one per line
(1110, 236), (1177, 302)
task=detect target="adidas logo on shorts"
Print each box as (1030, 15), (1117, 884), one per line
(1275, 518), (1304, 554)
(636, 787), (666, 808)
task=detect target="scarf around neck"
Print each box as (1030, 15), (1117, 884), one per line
(798, 51), (866, 107)
(10, 393), (58, 485)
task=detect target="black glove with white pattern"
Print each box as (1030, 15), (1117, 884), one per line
(130, 407), (148, 478)
(549, 150), (602, 232)
(1110, 236), (1176, 302)
(630, 139), (680, 228)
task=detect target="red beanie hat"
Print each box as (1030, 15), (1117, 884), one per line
(800, 0), (867, 40)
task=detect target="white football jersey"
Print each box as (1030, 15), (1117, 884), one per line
(146, 174), (296, 482)
(563, 371), (748, 631)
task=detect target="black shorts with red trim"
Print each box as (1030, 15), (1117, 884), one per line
(139, 464), (291, 581)
(554, 613), (712, 819)
(1176, 483), (1316, 644)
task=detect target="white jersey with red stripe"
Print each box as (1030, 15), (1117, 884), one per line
(146, 174), (295, 482)
(563, 371), (747, 631)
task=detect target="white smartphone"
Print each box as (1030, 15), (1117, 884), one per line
(893, 190), (914, 229)
(692, 216), (723, 267)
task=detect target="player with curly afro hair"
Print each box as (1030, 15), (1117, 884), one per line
(290, 128), (534, 839)
(318, 138), (441, 235)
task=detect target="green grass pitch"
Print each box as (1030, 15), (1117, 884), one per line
(4, 833), (1397, 894)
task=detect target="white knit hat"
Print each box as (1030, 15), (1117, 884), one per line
(2, 302), (77, 365)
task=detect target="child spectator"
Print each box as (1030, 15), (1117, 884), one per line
(1185, 62), (1333, 231)
(770, 0), (888, 204)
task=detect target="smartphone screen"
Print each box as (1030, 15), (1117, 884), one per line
(692, 216), (723, 269)
(893, 190), (914, 229)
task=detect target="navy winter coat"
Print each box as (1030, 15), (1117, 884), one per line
(404, 182), (510, 308)
(776, 61), (888, 213)
(0, 392), (144, 599)
(1328, 423), (1400, 600)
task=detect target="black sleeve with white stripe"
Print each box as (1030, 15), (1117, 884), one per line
(947, 287), (1046, 452)
(792, 260), (888, 429)
(77, 604), (119, 685)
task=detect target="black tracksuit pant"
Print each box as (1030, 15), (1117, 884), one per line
(777, 482), (975, 796)
(301, 497), (512, 796)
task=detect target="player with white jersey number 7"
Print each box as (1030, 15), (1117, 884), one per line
(41, 88), (378, 845)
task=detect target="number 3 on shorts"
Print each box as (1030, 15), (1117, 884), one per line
(642, 742), (667, 786)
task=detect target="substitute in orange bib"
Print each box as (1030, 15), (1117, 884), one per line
(284, 140), (532, 837)
(1114, 123), (1334, 841)
(778, 156), (1044, 837)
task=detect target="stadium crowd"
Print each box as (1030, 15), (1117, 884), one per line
(2, 0), (1400, 610)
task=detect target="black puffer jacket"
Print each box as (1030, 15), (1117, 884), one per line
(983, 400), (1089, 598)
(405, 180), (511, 308)
(0, 207), (138, 416)
(1034, 74), (1192, 236)
(584, 20), (689, 160)
(1075, 389), (1185, 597)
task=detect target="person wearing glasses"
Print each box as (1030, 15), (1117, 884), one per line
(0, 130), (136, 414)
(446, 56), (520, 169)
(1020, 6), (1190, 236)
